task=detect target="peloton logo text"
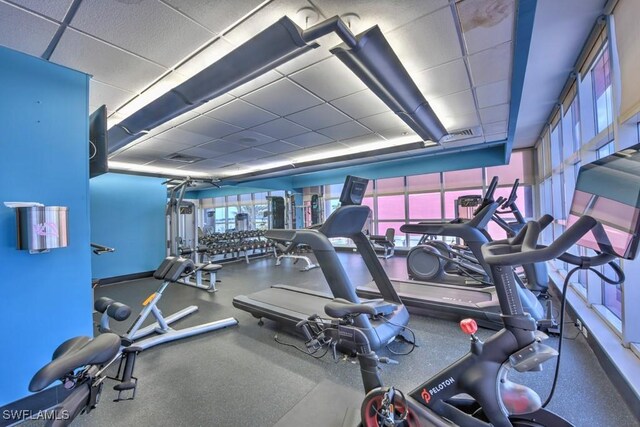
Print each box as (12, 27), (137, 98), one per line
(420, 377), (456, 404)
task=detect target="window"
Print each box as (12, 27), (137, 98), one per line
(596, 141), (614, 159)
(254, 192), (268, 229)
(550, 125), (562, 170)
(602, 261), (622, 319)
(444, 189), (482, 219)
(443, 168), (483, 190)
(592, 46), (613, 133)
(376, 177), (404, 194)
(486, 151), (527, 184)
(571, 97), (581, 150)
(408, 193), (441, 220)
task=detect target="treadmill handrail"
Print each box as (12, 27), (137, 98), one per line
(264, 229), (297, 242)
(265, 229), (335, 251)
(400, 202), (498, 240)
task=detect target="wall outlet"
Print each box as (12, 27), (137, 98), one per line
(582, 326), (588, 339)
(575, 319), (583, 331)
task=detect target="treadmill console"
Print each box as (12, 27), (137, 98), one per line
(339, 175), (369, 206)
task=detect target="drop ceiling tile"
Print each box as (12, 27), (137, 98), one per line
(195, 139), (249, 154)
(430, 89), (477, 118)
(0, 3), (59, 57)
(457, 0), (515, 55)
(377, 124), (415, 140)
(243, 79), (323, 116)
(71, 0), (213, 68)
(179, 116), (242, 139)
(179, 159), (229, 173)
(175, 38), (236, 77)
(250, 118), (309, 140)
(179, 158), (231, 171)
(284, 132), (333, 148)
(110, 149), (162, 165)
(439, 111), (481, 131)
(330, 90), (390, 119)
(358, 111), (408, 133)
(228, 70), (284, 97)
(9, 0), (73, 20)
(214, 164), (247, 176)
(50, 28), (166, 92)
(90, 80), (133, 113)
(206, 99), (277, 128)
(313, 0), (448, 33)
(155, 127), (213, 146)
(139, 109), (201, 137)
(177, 145), (228, 159)
(256, 141), (302, 154)
(191, 94), (235, 115)
(468, 42), (512, 86)
(216, 148), (272, 163)
(482, 120), (508, 135)
(146, 158), (201, 168)
(484, 132), (508, 142)
(475, 79), (510, 108)
(132, 137), (193, 154)
(221, 0), (308, 46)
(479, 103), (509, 123)
(294, 142), (350, 160)
(287, 104), (351, 130)
(414, 59), (470, 99)
(385, 6), (463, 73)
(341, 134), (386, 148)
(289, 56), (367, 101)
(163, 0), (264, 33)
(221, 130), (275, 146)
(318, 121), (372, 141)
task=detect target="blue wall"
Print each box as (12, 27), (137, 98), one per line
(90, 173), (167, 279)
(0, 47), (92, 405)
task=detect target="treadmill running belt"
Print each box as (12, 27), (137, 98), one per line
(359, 280), (494, 304)
(242, 286), (333, 316)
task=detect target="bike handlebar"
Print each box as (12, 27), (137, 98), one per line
(482, 215), (598, 266)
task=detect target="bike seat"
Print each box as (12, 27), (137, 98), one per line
(325, 298), (378, 318)
(29, 333), (121, 392)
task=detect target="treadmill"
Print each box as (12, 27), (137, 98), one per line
(356, 180), (547, 330)
(233, 176), (410, 351)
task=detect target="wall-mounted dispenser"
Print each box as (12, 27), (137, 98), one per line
(15, 206), (68, 253)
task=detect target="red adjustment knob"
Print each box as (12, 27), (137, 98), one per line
(460, 318), (478, 335)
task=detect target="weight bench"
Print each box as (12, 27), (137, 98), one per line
(369, 228), (395, 259)
(275, 242), (318, 272)
(178, 262), (223, 292)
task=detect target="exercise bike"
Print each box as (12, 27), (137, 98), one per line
(27, 333), (124, 426)
(298, 210), (629, 426)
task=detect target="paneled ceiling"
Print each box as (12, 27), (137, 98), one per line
(1, 0), (519, 180)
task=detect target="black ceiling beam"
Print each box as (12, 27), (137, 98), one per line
(108, 17), (319, 153)
(330, 25), (447, 143)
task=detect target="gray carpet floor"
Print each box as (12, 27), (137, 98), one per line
(67, 253), (638, 427)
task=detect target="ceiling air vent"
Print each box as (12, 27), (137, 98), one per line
(441, 126), (482, 142)
(165, 153), (204, 164)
